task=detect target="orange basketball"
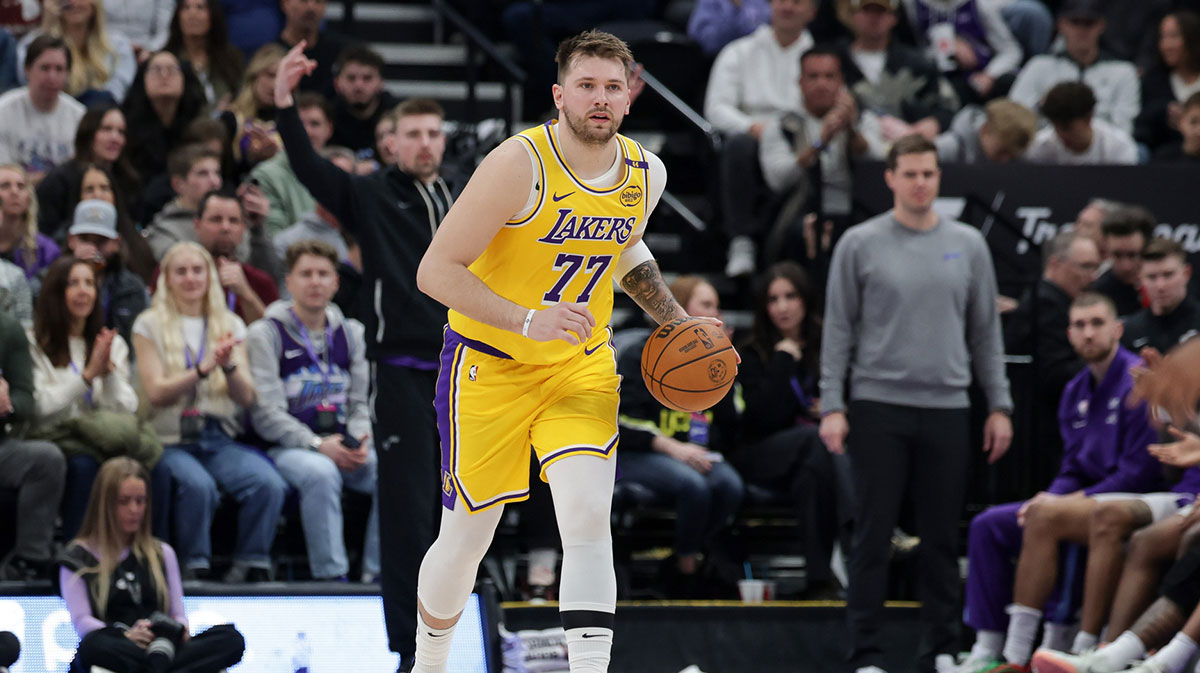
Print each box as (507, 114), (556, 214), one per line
(641, 317), (738, 413)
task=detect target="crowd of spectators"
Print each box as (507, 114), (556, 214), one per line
(5, 1), (1200, 670)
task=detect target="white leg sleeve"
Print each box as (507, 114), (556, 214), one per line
(415, 502), (505, 619)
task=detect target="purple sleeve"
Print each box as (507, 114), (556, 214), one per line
(1083, 400), (1163, 496)
(161, 543), (187, 627)
(1048, 382), (1084, 494)
(59, 566), (107, 637)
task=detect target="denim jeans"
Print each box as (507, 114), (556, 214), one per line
(269, 446), (380, 579)
(619, 450), (744, 556)
(62, 455), (172, 541)
(1002, 0), (1054, 60)
(159, 420), (287, 569)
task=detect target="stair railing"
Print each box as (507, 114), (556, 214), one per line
(430, 0), (526, 137)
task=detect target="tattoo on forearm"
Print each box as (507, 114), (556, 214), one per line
(621, 260), (685, 324)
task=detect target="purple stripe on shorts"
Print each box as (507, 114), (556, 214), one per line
(538, 433), (619, 468)
(384, 355), (439, 371)
(444, 328), (513, 360)
(434, 338), (461, 511)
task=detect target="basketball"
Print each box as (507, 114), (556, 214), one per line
(641, 317), (738, 413)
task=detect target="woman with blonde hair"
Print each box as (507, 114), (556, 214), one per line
(0, 164), (60, 298)
(223, 43), (284, 168)
(133, 241), (286, 582)
(17, 0), (136, 104)
(59, 456), (245, 672)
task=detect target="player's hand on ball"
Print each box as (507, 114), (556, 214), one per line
(819, 412), (849, 454)
(528, 303), (595, 345)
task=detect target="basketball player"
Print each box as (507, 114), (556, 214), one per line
(410, 31), (711, 673)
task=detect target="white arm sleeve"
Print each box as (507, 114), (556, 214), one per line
(614, 239), (655, 278)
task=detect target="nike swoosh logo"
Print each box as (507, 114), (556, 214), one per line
(397, 201), (413, 209)
(1133, 338), (1149, 348)
(427, 632), (447, 638)
(583, 342), (604, 356)
(284, 349), (304, 358)
(581, 633), (603, 639)
(552, 191), (575, 202)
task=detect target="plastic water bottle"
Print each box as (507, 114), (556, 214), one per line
(293, 632), (311, 673)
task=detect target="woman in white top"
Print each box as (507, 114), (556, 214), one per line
(28, 255), (170, 540)
(133, 241), (285, 582)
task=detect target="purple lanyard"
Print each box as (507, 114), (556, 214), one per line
(290, 309), (333, 387)
(184, 319), (208, 369)
(226, 290), (237, 311)
(789, 376), (811, 409)
(68, 360), (95, 407)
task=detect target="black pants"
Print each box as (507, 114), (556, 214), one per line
(718, 132), (771, 240)
(373, 361), (442, 662)
(737, 425), (854, 584)
(1162, 528), (1200, 614)
(71, 624), (244, 673)
(845, 400), (970, 672)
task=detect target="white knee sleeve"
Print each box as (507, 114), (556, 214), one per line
(416, 503), (504, 619)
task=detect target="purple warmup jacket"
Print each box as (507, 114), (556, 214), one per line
(1048, 345), (1161, 495)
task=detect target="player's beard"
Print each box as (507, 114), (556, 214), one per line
(563, 106), (621, 146)
(1080, 341), (1116, 364)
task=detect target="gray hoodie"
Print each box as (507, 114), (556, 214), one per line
(247, 299), (371, 450)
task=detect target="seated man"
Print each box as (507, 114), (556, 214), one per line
(1090, 205), (1152, 318)
(274, 0), (345, 97)
(1122, 238), (1200, 356)
(248, 240), (378, 582)
(0, 35), (84, 178)
(958, 293), (1163, 673)
(1009, 0), (1140, 136)
(143, 144), (225, 261)
(704, 0), (816, 276)
(329, 45), (397, 157)
(935, 98), (1038, 163)
(0, 309), (65, 581)
(181, 189), (279, 324)
(900, 0), (1022, 103)
(65, 200), (150, 345)
(1026, 82), (1139, 166)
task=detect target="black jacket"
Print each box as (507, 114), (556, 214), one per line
(278, 104), (464, 362)
(1004, 278), (1082, 395)
(1091, 269), (1143, 318)
(837, 38), (959, 129)
(330, 90), (400, 157)
(102, 265), (150, 347)
(738, 341), (820, 445)
(1122, 296), (1200, 355)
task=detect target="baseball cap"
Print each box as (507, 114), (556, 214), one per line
(1059, 0), (1103, 20)
(68, 200), (119, 239)
(852, 0), (898, 10)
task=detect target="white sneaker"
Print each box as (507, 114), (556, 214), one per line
(725, 236), (757, 277)
(1032, 648), (1115, 673)
(856, 667), (889, 673)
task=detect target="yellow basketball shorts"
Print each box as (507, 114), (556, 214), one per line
(434, 326), (621, 512)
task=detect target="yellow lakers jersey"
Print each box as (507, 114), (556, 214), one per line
(448, 120), (651, 365)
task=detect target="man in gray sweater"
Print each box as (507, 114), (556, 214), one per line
(819, 135), (1014, 673)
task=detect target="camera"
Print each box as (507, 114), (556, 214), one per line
(148, 611), (187, 648)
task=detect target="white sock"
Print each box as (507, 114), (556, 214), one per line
(1003, 604), (1043, 665)
(564, 626), (613, 673)
(1146, 633), (1198, 673)
(1042, 622), (1076, 652)
(412, 611), (457, 673)
(1095, 631), (1148, 672)
(971, 630), (1005, 661)
(1072, 631), (1099, 654)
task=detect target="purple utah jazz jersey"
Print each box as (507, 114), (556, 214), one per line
(271, 318), (353, 434)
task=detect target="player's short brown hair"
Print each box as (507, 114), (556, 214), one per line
(555, 30), (635, 83)
(984, 99), (1038, 155)
(1070, 291), (1117, 318)
(394, 98), (445, 121)
(285, 239), (339, 273)
(886, 134), (939, 170)
(1142, 237), (1188, 265)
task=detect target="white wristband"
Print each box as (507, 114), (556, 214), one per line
(521, 308), (536, 338)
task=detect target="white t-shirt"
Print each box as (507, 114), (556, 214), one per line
(1025, 118), (1139, 166)
(851, 49), (888, 85)
(0, 87), (85, 172)
(1171, 72), (1200, 104)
